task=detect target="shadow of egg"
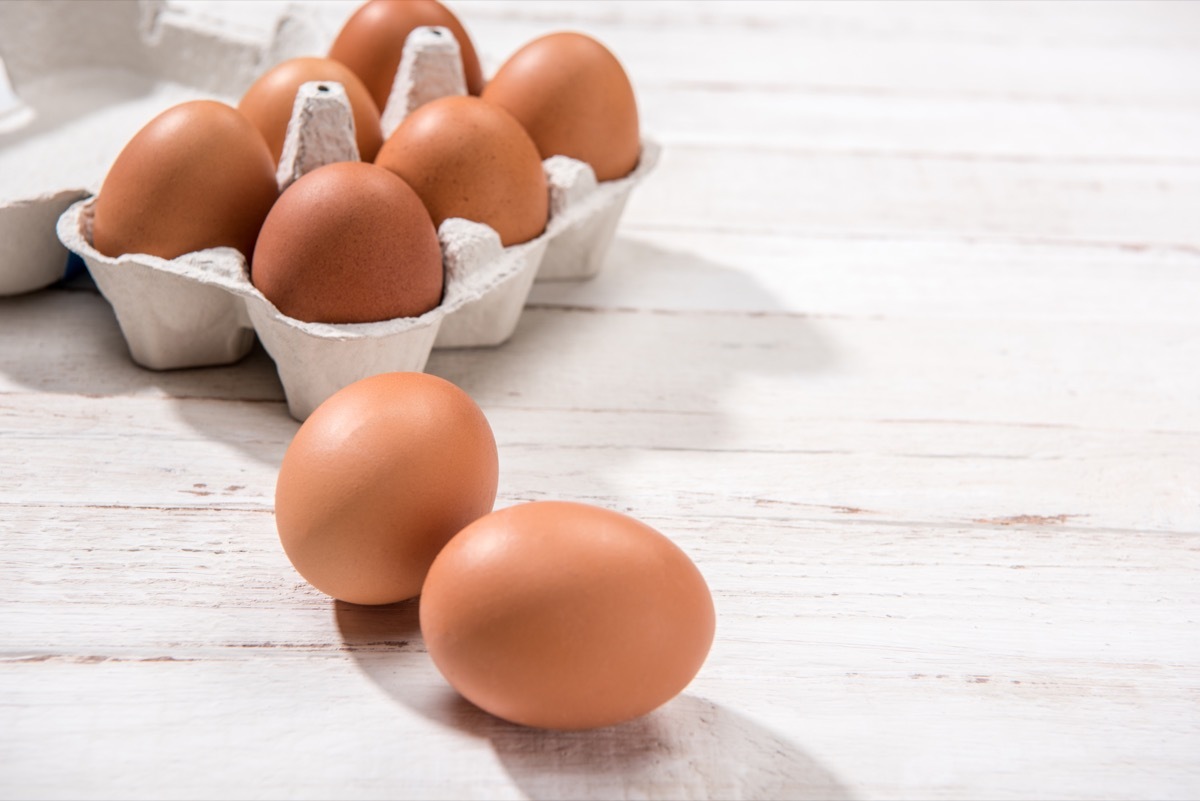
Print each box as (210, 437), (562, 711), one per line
(334, 598), (459, 723)
(473, 695), (855, 801)
(429, 235), (837, 412)
(335, 600), (853, 801)
(0, 286), (294, 466)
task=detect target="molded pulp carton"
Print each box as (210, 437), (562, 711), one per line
(2, 1), (658, 419)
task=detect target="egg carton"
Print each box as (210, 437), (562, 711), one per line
(57, 26), (660, 420)
(0, 0), (325, 296)
(4, 2), (655, 295)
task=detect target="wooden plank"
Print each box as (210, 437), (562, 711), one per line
(3, 316), (1197, 528)
(623, 145), (1200, 246)
(4, 506), (1195, 657)
(3, 505), (1197, 799)
(429, 308), (1200, 429)
(636, 87), (1200, 162)
(8, 224), (1196, 413)
(529, 231), (1200, 323)
(456, 7), (1200, 106)
(455, 1), (1200, 51)
(299, 2), (1200, 104)
(5, 406), (1198, 533)
(0, 288), (285, 401)
(7, 283), (1198, 432)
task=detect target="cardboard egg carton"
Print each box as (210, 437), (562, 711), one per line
(0, 0), (325, 295)
(54, 22), (659, 420)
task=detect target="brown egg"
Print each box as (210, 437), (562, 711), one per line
(251, 161), (442, 323)
(276, 372), (498, 606)
(92, 100), (277, 260)
(481, 32), (640, 182)
(238, 57), (383, 164)
(375, 96), (547, 247)
(420, 501), (716, 730)
(329, 0), (484, 110)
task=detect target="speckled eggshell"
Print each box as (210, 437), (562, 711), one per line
(329, 0), (485, 109)
(275, 372), (499, 606)
(238, 57), (383, 163)
(251, 161), (442, 324)
(91, 100), (278, 261)
(375, 95), (547, 247)
(420, 501), (716, 730)
(481, 32), (640, 182)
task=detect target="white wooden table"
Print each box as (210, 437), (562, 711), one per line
(3, 2), (1199, 798)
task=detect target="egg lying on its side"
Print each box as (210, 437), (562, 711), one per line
(420, 501), (716, 730)
(251, 161), (442, 324)
(482, 32), (640, 182)
(275, 372), (499, 606)
(91, 100), (278, 261)
(329, 0), (485, 109)
(238, 57), (383, 164)
(375, 96), (547, 247)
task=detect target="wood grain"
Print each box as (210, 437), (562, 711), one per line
(2, 1), (1199, 799)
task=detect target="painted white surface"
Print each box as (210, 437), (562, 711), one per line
(2, 1), (1199, 799)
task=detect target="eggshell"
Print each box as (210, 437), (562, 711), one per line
(276, 372), (498, 605)
(482, 32), (640, 182)
(375, 96), (548, 247)
(420, 501), (716, 730)
(91, 100), (278, 261)
(238, 57), (383, 164)
(252, 161), (442, 324)
(329, 0), (484, 109)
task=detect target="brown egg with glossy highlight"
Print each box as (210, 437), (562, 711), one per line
(329, 0), (485, 110)
(276, 372), (499, 606)
(92, 100), (277, 260)
(482, 32), (640, 182)
(238, 57), (383, 163)
(375, 96), (548, 247)
(420, 501), (716, 730)
(251, 161), (442, 324)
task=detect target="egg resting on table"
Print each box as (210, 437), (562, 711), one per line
(420, 501), (716, 730)
(275, 372), (498, 606)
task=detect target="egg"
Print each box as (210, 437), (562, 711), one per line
(92, 100), (278, 261)
(251, 161), (442, 324)
(276, 372), (498, 606)
(237, 57), (383, 164)
(374, 96), (547, 247)
(329, 0), (484, 110)
(420, 501), (715, 730)
(481, 32), (640, 182)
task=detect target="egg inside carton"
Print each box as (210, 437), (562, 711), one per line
(58, 25), (660, 421)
